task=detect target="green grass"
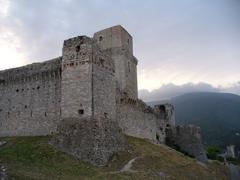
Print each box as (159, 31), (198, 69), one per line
(0, 136), (231, 180)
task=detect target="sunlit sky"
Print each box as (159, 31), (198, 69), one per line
(0, 0), (240, 99)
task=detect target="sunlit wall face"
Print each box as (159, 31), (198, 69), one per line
(0, 0), (239, 97)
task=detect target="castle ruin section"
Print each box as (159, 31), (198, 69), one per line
(61, 35), (116, 120)
(166, 125), (208, 163)
(61, 36), (93, 119)
(94, 25), (138, 100)
(0, 25), (206, 164)
(0, 58), (62, 136)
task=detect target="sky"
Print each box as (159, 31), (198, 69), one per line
(0, 0), (240, 101)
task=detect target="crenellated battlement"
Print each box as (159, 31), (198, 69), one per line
(0, 58), (62, 86)
(0, 25), (206, 163)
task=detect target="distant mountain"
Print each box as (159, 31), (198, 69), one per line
(149, 92), (240, 150)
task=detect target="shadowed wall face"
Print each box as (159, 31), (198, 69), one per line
(94, 25), (138, 100)
(0, 59), (62, 136)
(61, 36), (93, 119)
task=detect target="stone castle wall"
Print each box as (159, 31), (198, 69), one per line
(116, 92), (171, 143)
(92, 44), (116, 120)
(0, 25), (206, 164)
(61, 35), (116, 120)
(117, 100), (157, 141)
(94, 25), (138, 100)
(166, 125), (207, 163)
(0, 58), (62, 136)
(61, 36), (94, 119)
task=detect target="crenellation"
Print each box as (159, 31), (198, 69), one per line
(0, 25), (206, 164)
(0, 57), (62, 136)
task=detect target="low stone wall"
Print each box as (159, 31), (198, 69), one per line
(117, 100), (158, 142)
(50, 117), (128, 166)
(166, 125), (207, 163)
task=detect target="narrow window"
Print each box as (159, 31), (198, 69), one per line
(156, 133), (160, 141)
(128, 62), (130, 72)
(99, 36), (103, 41)
(25, 105), (27, 109)
(45, 112), (47, 117)
(78, 109), (84, 115)
(75, 45), (80, 52)
(104, 112), (108, 118)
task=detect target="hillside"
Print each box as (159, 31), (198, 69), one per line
(149, 92), (240, 149)
(0, 136), (230, 180)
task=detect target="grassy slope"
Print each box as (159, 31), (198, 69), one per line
(0, 136), (230, 180)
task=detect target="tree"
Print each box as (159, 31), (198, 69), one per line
(206, 146), (221, 160)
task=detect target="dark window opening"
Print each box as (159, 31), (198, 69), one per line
(104, 112), (108, 118)
(45, 112), (47, 117)
(127, 39), (130, 44)
(75, 45), (80, 52)
(37, 86), (40, 90)
(78, 109), (84, 115)
(156, 133), (160, 141)
(70, 62), (74, 66)
(128, 62), (130, 72)
(159, 105), (166, 113)
(99, 58), (104, 65)
(25, 105), (27, 109)
(99, 36), (103, 41)
(16, 89), (19, 92)
(31, 111), (33, 117)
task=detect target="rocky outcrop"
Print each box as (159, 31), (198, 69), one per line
(50, 117), (128, 166)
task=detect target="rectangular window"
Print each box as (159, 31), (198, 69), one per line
(78, 109), (84, 115)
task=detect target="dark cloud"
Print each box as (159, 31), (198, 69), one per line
(139, 82), (240, 102)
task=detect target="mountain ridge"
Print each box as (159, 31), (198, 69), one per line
(148, 92), (240, 150)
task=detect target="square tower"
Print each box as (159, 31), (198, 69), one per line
(61, 36), (116, 120)
(93, 25), (138, 100)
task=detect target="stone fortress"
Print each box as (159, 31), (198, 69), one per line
(0, 25), (206, 165)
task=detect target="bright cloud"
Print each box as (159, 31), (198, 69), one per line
(0, 0), (10, 18)
(0, 27), (26, 70)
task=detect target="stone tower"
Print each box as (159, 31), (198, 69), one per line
(61, 36), (116, 120)
(93, 25), (138, 100)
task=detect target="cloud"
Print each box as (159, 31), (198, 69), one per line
(0, 0), (10, 18)
(139, 82), (240, 102)
(0, 0), (240, 91)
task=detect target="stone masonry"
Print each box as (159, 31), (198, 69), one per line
(0, 25), (206, 164)
(50, 117), (128, 166)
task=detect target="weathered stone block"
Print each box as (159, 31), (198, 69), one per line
(50, 117), (128, 166)
(166, 125), (208, 163)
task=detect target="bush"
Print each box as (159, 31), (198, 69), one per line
(206, 146), (221, 160)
